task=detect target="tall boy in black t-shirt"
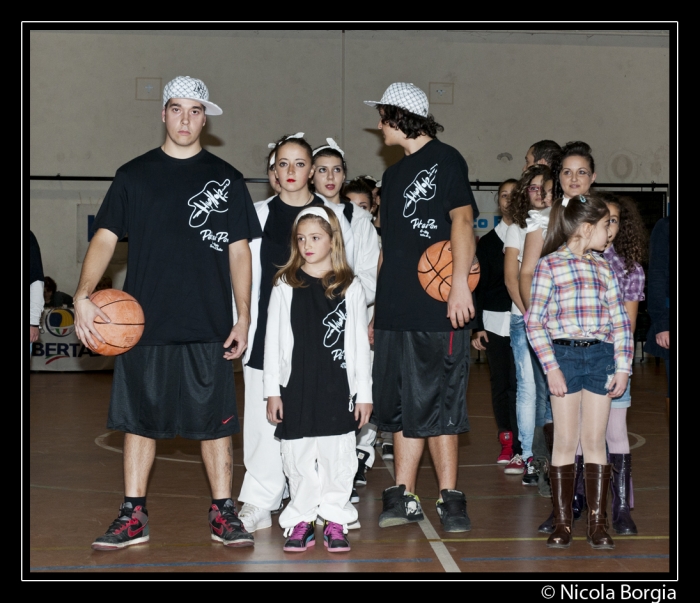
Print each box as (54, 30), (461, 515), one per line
(364, 83), (479, 532)
(73, 76), (262, 550)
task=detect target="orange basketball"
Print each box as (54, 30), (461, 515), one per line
(87, 289), (145, 356)
(417, 241), (481, 302)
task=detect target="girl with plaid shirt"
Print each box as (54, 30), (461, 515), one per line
(526, 192), (632, 551)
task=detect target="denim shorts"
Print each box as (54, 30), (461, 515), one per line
(610, 378), (632, 409)
(552, 341), (615, 396)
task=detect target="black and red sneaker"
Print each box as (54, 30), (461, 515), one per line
(92, 503), (149, 551)
(208, 499), (254, 548)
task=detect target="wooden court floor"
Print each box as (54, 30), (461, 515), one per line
(26, 357), (674, 578)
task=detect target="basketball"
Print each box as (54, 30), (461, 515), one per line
(87, 289), (145, 356)
(417, 241), (481, 302)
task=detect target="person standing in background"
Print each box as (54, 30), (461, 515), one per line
(645, 215), (670, 418)
(29, 231), (45, 353)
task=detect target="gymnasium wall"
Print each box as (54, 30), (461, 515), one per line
(27, 29), (671, 293)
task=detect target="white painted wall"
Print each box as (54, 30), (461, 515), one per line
(27, 29), (671, 294)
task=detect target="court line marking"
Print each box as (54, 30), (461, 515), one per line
(94, 430), (648, 464)
(94, 432), (244, 466)
(628, 431), (647, 451)
(434, 535), (670, 543)
(384, 460), (461, 573)
(30, 535), (669, 553)
(30, 557), (436, 572)
(29, 484), (210, 499)
(460, 554), (669, 562)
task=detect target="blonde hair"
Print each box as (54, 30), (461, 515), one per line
(274, 206), (355, 299)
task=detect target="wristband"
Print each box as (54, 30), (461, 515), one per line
(73, 296), (90, 303)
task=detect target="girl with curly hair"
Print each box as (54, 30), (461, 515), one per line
(598, 192), (647, 536)
(503, 165), (553, 483)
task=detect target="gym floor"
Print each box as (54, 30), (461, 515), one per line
(26, 358), (673, 579)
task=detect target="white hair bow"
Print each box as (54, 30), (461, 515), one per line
(313, 137), (345, 157)
(282, 132), (305, 143)
(268, 133), (306, 166)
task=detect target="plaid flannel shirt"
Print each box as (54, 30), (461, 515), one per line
(526, 244), (633, 375)
(603, 244), (646, 303)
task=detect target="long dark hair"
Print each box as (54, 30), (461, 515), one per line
(542, 192), (610, 257)
(598, 191), (648, 271)
(510, 165), (552, 228)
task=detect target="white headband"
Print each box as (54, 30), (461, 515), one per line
(269, 133), (306, 167)
(295, 206), (332, 226)
(313, 137), (345, 157)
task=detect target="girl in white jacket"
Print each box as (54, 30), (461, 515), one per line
(265, 206), (372, 553)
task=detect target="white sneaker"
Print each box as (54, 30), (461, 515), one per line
(238, 503), (272, 533)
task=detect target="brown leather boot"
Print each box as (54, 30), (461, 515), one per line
(546, 464), (575, 548)
(585, 463), (615, 549)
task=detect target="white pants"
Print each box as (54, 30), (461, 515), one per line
(356, 423), (377, 467)
(279, 432), (359, 529)
(238, 366), (287, 511)
(356, 342), (377, 466)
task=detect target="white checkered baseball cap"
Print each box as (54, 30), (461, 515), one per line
(162, 76), (222, 115)
(364, 82), (429, 118)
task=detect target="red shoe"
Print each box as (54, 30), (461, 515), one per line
(497, 431), (514, 464)
(504, 453), (525, 475)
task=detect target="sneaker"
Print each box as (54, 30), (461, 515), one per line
(238, 502), (272, 533)
(283, 521), (315, 552)
(355, 449), (370, 486)
(208, 500), (254, 547)
(378, 484), (424, 527)
(522, 456), (539, 486)
(323, 521), (351, 552)
(350, 487), (360, 504)
(381, 443), (394, 461)
(436, 489), (471, 533)
(497, 431), (514, 464)
(91, 502), (149, 551)
(504, 453), (525, 475)
(317, 516), (361, 530)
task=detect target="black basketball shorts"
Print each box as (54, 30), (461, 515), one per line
(371, 330), (471, 438)
(107, 342), (239, 440)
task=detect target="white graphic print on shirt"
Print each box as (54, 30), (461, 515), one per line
(323, 299), (347, 370)
(188, 178), (230, 227)
(187, 178), (231, 251)
(403, 163), (437, 218)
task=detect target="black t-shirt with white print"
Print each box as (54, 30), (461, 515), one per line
(93, 148), (262, 345)
(375, 138), (479, 332)
(276, 270), (355, 440)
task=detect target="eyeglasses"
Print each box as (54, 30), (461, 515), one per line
(528, 185), (542, 193)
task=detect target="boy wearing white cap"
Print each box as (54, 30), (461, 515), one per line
(364, 82), (479, 532)
(74, 76), (262, 550)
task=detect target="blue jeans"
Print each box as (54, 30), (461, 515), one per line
(510, 314), (536, 460)
(530, 345), (552, 425)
